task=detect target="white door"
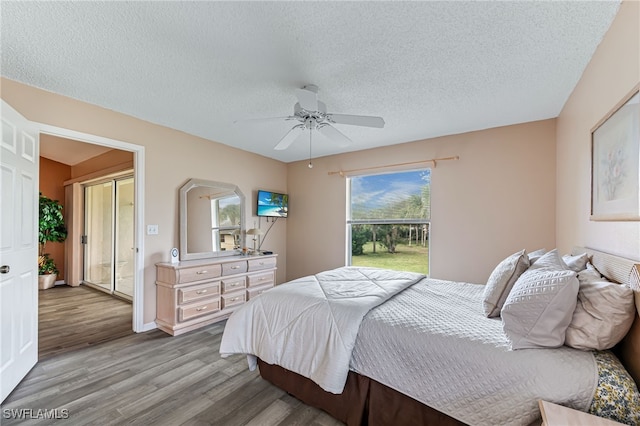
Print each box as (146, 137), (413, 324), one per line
(0, 100), (39, 402)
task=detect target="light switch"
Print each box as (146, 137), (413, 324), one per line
(147, 224), (159, 235)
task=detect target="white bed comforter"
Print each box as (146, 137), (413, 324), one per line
(219, 266), (424, 393)
(351, 278), (598, 426)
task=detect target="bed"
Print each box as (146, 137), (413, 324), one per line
(220, 247), (640, 425)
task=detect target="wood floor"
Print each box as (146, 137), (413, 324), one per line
(38, 285), (133, 359)
(2, 321), (344, 426)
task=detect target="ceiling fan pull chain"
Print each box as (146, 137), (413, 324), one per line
(308, 125), (313, 169)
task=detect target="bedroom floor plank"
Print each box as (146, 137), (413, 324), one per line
(1, 321), (343, 426)
(38, 285), (133, 360)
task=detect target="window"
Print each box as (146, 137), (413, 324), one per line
(347, 169), (430, 275)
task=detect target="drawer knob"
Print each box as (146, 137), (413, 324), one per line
(231, 282), (239, 287)
(231, 265), (240, 270)
(196, 306), (208, 312)
(231, 297), (239, 302)
(196, 289), (207, 294)
(196, 270), (208, 275)
(259, 262), (265, 265)
(259, 277), (266, 281)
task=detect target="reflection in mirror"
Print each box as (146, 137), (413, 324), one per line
(180, 179), (245, 260)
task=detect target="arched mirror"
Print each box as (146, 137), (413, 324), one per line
(179, 179), (245, 260)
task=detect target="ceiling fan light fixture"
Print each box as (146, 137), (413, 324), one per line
(240, 85), (385, 157)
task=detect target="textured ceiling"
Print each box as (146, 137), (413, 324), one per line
(1, 1), (621, 163)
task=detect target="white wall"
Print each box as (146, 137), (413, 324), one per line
(556, 0), (640, 261)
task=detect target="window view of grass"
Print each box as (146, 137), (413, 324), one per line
(349, 170), (430, 275)
(351, 241), (429, 275)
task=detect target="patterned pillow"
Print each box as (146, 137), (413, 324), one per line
(482, 250), (529, 317)
(589, 351), (640, 425)
(501, 268), (579, 349)
(528, 249), (567, 271)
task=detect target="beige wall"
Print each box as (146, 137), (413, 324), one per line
(287, 119), (557, 284)
(1, 78), (288, 325)
(556, 0), (640, 261)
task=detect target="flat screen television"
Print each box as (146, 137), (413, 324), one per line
(257, 190), (288, 218)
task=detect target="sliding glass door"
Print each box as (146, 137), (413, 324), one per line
(84, 176), (134, 299)
(114, 178), (134, 297)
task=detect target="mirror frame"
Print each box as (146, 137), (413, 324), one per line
(179, 178), (245, 261)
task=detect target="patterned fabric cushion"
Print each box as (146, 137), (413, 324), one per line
(589, 351), (640, 425)
(501, 268), (579, 349)
(482, 249), (529, 317)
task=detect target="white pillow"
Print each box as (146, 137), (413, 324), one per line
(562, 253), (589, 272)
(527, 248), (546, 265)
(577, 262), (602, 285)
(501, 268), (579, 349)
(528, 249), (567, 271)
(565, 276), (636, 350)
(482, 250), (529, 317)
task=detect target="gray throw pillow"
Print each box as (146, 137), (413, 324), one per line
(562, 253), (589, 272)
(527, 248), (546, 265)
(501, 268), (579, 349)
(528, 249), (567, 271)
(482, 250), (529, 317)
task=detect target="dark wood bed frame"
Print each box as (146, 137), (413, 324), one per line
(257, 247), (640, 426)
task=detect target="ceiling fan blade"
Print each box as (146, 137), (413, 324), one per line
(317, 124), (352, 147)
(234, 116), (297, 124)
(274, 125), (305, 150)
(327, 114), (385, 128)
(295, 86), (319, 111)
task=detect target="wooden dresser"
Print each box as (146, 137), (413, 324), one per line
(156, 254), (277, 336)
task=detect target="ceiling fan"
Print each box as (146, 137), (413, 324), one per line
(239, 85), (385, 153)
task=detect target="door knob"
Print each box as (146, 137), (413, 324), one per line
(0, 265), (10, 274)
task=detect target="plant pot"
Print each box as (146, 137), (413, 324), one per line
(38, 273), (57, 290)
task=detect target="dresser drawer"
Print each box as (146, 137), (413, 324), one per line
(178, 282), (220, 304)
(222, 260), (248, 276)
(179, 298), (220, 322)
(247, 285), (272, 301)
(248, 257), (277, 271)
(177, 264), (222, 283)
(247, 271), (275, 288)
(221, 292), (246, 309)
(221, 276), (246, 294)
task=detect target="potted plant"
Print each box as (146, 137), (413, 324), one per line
(38, 192), (67, 290)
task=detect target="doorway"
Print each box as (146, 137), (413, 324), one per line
(83, 175), (135, 300)
(38, 124), (146, 333)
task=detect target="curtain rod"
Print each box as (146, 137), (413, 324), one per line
(327, 156), (459, 177)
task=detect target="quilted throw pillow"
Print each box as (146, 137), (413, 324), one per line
(501, 268), (579, 349)
(482, 249), (529, 317)
(565, 277), (635, 350)
(527, 249), (567, 271)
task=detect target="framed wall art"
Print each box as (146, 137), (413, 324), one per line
(591, 85), (639, 221)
